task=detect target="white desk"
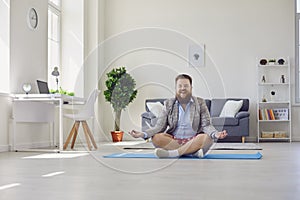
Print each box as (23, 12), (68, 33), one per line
(12, 94), (85, 152)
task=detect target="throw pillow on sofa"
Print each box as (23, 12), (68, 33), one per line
(146, 102), (164, 118)
(219, 100), (243, 117)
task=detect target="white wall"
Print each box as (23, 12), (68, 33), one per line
(0, 0), (10, 93)
(0, 0), (10, 151)
(61, 0), (84, 97)
(0, 95), (12, 152)
(84, 0), (99, 95)
(83, 0), (107, 141)
(5, 0), (51, 150)
(98, 0), (295, 141)
(10, 0), (48, 93)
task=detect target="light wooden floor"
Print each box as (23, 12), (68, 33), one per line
(0, 142), (299, 200)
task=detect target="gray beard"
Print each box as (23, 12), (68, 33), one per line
(176, 94), (192, 105)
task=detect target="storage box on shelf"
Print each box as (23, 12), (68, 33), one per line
(257, 57), (291, 142)
(261, 131), (287, 139)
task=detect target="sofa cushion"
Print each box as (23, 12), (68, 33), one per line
(210, 99), (227, 117)
(219, 100), (243, 117)
(211, 117), (239, 126)
(146, 101), (164, 118)
(210, 98), (249, 117)
(145, 99), (166, 112)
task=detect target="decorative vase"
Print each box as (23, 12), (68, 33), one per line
(280, 75), (286, 83)
(270, 90), (276, 102)
(278, 58), (285, 65)
(111, 131), (124, 142)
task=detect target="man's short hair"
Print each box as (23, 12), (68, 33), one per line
(175, 74), (192, 85)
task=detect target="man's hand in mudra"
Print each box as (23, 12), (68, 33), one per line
(215, 130), (227, 139)
(128, 130), (144, 138)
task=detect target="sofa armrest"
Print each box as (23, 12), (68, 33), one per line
(141, 112), (156, 120)
(141, 112), (158, 132)
(235, 111), (250, 119)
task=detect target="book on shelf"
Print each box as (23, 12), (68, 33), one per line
(258, 109), (262, 120)
(258, 108), (288, 120)
(269, 109), (275, 120)
(264, 109), (269, 120)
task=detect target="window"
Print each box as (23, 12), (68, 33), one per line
(296, 0), (300, 103)
(49, 0), (61, 7)
(48, 0), (61, 91)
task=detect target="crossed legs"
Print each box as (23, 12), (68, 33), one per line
(152, 133), (213, 158)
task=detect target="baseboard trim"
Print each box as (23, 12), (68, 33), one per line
(0, 145), (9, 152)
(11, 141), (53, 151)
(246, 136), (258, 143)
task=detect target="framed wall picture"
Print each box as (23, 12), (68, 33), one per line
(189, 44), (205, 67)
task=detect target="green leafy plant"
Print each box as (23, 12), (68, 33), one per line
(104, 67), (138, 131)
(50, 87), (75, 96)
(268, 59), (276, 62)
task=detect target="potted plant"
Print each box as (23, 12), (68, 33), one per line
(268, 59), (276, 65)
(104, 67), (138, 142)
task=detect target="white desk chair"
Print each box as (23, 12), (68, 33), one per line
(63, 89), (100, 151)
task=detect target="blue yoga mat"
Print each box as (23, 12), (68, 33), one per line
(103, 152), (262, 159)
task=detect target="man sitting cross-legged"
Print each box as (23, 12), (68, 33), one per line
(129, 74), (227, 158)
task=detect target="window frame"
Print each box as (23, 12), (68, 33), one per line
(49, 0), (61, 10)
(48, 0), (61, 91)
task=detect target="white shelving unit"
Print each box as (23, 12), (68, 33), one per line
(257, 57), (291, 142)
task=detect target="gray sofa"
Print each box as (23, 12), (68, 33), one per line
(141, 98), (250, 142)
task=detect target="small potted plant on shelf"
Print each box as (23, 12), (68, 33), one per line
(104, 67), (138, 142)
(268, 59), (276, 65)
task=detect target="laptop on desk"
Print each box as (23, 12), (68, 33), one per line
(36, 80), (71, 103)
(36, 80), (50, 94)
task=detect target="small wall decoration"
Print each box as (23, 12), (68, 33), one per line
(27, 8), (38, 30)
(189, 44), (205, 67)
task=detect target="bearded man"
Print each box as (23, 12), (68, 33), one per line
(129, 74), (227, 158)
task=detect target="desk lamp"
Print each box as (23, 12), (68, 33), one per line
(51, 66), (60, 91)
